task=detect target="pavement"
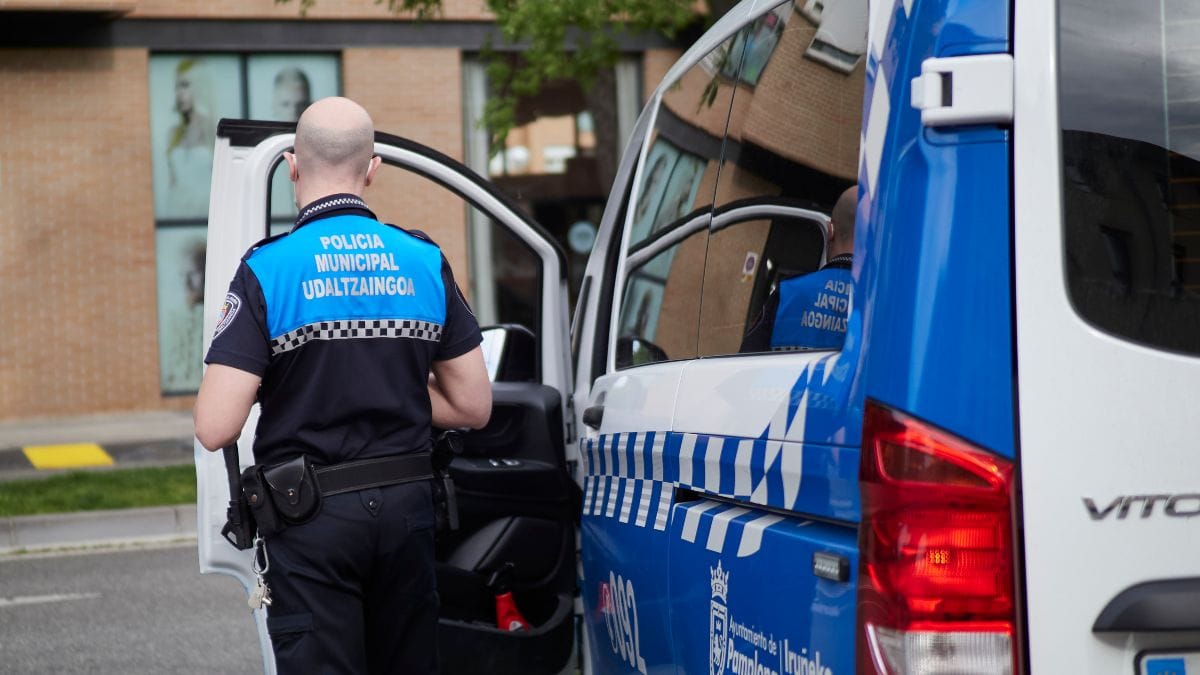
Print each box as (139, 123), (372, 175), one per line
(0, 410), (199, 556)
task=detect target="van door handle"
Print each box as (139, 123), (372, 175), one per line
(1093, 577), (1200, 632)
(582, 405), (604, 430)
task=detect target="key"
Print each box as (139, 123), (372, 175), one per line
(248, 580), (264, 610)
(248, 578), (272, 610)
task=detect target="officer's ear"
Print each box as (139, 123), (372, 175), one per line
(284, 151), (299, 182)
(364, 154), (382, 187)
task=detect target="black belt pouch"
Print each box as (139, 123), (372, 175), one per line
(263, 455), (321, 524)
(241, 465), (283, 538)
(242, 455), (321, 537)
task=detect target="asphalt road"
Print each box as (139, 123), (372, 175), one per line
(0, 542), (262, 674)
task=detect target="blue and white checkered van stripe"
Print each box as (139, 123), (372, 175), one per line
(582, 475), (673, 530)
(860, 0), (911, 202)
(581, 432), (857, 555)
(583, 431), (807, 509)
(677, 501), (792, 558)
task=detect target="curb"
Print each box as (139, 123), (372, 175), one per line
(0, 504), (197, 556)
(0, 439), (195, 482)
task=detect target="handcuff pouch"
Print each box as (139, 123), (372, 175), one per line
(262, 455), (321, 524)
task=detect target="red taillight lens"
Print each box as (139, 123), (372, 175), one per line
(857, 402), (1017, 675)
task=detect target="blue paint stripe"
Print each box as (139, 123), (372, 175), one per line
(719, 437), (738, 495)
(663, 432), (680, 484)
(597, 435), (607, 476)
(628, 429), (638, 478)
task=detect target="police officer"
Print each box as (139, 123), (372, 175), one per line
(194, 96), (491, 673)
(741, 186), (857, 352)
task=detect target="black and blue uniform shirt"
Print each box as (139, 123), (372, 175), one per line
(740, 254), (853, 353)
(204, 193), (482, 466)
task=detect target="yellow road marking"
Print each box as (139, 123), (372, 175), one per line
(22, 443), (113, 469)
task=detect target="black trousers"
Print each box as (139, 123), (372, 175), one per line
(263, 481), (439, 674)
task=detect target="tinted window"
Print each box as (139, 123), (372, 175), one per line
(617, 216), (710, 367)
(1060, 0), (1200, 354)
(697, 0), (865, 357)
(701, 207), (829, 355)
(614, 34), (741, 368)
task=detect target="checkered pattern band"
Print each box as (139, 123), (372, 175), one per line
(270, 319), (443, 355)
(295, 196), (370, 227)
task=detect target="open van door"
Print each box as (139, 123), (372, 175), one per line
(197, 120), (576, 675)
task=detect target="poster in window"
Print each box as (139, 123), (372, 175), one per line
(247, 54), (341, 220)
(155, 226), (208, 393)
(657, 151), (706, 227)
(149, 55), (243, 220)
(620, 274), (666, 342)
(629, 139), (681, 247)
(739, 5), (788, 84)
(721, 5), (789, 85)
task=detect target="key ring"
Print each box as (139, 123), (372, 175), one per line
(251, 535), (270, 576)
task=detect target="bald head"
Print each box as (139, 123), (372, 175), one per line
(831, 186), (857, 242)
(294, 97), (376, 180)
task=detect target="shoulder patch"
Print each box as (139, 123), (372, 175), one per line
(213, 292), (242, 338)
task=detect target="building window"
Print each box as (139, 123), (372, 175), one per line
(148, 53), (341, 394)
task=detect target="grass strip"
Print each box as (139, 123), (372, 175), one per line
(0, 465), (195, 517)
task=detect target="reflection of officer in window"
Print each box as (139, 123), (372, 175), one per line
(194, 97), (490, 673)
(272, 67), (311, 122)
(741, 186), (857, 352)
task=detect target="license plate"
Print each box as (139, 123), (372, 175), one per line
(1139, 651), (1200, 675)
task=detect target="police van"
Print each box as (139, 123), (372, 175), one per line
(197, 0), (1200, 672)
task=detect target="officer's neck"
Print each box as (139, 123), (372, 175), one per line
(828, 243), (853, 259)
(295, 180), (366, 210)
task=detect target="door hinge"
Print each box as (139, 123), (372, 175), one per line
(910, 53), (1013, 127)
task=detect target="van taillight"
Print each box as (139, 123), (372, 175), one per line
(857, 402), (1017, 675)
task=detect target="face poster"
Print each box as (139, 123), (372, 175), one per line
(155, 226), (208, 393)
(620, 274), (666, 342)
(629, 138), (681, 247)
(247, 54), (341, 221)
(657, 152), (706, 227)
(149, 55), (243, 220)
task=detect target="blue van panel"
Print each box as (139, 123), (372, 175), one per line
(851, 0), (1015, 458)
(579, 432), (860, 673)
(667, 499), (857, 675)
(580, 500), (675, 674)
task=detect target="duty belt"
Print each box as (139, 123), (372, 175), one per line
(314, 453), (434, 496)
(220, 448), (435, 550)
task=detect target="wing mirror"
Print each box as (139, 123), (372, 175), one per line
(479, 324), (537, 383)
(615, 334), (669, 367)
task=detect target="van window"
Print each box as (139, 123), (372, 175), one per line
(1060, 0), (1200, 355)
(697, 0), (865, 357)
(614, 33), (741, 369)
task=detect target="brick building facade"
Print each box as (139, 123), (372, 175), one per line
(0, 1), (679, 421)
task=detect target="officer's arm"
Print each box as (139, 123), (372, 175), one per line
(429, 346), (491, 430)
(194, 364), (262, 451)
